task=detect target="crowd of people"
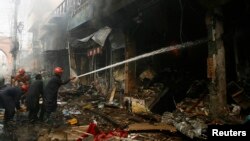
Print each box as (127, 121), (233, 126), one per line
(0, 67), (76, 125)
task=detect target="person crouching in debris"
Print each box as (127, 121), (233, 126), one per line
(43, 67), (76, 123)
(26, 74), (44, 123)
(0, 84), (28, 124)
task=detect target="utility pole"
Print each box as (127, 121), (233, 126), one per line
(11, 0), (20, 75)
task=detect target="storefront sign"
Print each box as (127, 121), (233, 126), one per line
(87, 47), (102, 57)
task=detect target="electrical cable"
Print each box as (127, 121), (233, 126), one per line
(179, 0), (183, 43)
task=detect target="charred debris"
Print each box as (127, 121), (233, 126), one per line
(2, 0), (250, 140)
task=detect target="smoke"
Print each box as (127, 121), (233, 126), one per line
(27, 0), (64, 43)
(0, 50), (11, 83)
(96, 0), (132, 17)
(85, 0), (115, 27)
(16, 0), (64, 74)
(0, 51), (8, 75)
(21, 0), (129, 79)
(99, 0), (113, 15)
(29, 0), (63, 22)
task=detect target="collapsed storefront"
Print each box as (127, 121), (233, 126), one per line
(69, 0), (208, 113)
(2, 0), (249, 140)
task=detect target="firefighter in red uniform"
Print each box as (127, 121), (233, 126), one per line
(11, 68), (30, 105)
(12, 68), (30, 87)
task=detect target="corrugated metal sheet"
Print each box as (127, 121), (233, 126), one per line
(78, 26), (112, 46)
(92, 26), (112, 46)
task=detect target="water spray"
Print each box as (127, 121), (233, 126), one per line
(76, 38), (208, 78)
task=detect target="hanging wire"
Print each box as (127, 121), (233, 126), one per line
(179, 0), (184, 43)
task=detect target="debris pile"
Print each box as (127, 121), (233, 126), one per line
(176, 98), (210, 117)
(161, 111), (208, 139)
(1, 78), (249, 141)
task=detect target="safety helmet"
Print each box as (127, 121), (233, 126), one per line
(54, 67), (63, 75)
(21, 84), (29, 92)
(18, 68), (25, 75)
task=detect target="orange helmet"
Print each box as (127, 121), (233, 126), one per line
(18, 68), (25, 75)
(54, 67), (63, 75)
(21, 84), (29, 92)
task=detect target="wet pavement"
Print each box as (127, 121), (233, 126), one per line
(0, 111), (52, 141)
(0, 122), (43, 141)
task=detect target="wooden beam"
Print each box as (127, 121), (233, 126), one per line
(206, 9), (228, 118)
(128, 123), (176, 133)
(124, 32), (137, 95)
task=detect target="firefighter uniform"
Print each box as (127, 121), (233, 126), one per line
(43, 67), (75, 120)
(0, 86), (27, 122)
(26, 74), (44, 122)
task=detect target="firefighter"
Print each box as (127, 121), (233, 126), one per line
(44, 67), (76, 122)
(26, 74), (44, 122)
(12, 68), (30, 87)
(0, 84), (28, 123)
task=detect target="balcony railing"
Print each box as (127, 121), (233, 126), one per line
(49, 0), (87, 16)
(44, 0), (136, 30)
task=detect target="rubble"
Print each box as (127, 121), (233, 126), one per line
(34, 83), (181, 140)
(162, 111), (208, 139)
(176, 98), (210, 116)
(0, 79), (248, 141)
(54, 81), (208, 140)
(227, 81), (250, 110)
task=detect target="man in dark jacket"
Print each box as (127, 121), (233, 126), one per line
(26, 74), (44, 122)
(0, 85), (28, 123)
(44, 67), (75, 122)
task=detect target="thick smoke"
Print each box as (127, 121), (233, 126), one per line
(0, 50), (11, 83)
(17, 0), (63, 74)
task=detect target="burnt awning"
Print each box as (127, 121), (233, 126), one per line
(78, 26), (112, 47)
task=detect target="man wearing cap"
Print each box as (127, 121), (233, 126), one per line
(43, 67), (75, 123)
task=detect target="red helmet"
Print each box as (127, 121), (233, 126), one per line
(18, 68), (25, 75)
(54, 67), (63, 75)
(21, 84), (29, 92)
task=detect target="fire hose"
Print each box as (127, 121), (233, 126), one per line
(76, 38), (208, 78)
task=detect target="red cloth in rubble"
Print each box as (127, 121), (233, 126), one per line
(77, 122), (128, 141)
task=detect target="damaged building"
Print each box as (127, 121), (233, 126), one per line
(1, 0), (249, 140)
(32, 0), (250, 111)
